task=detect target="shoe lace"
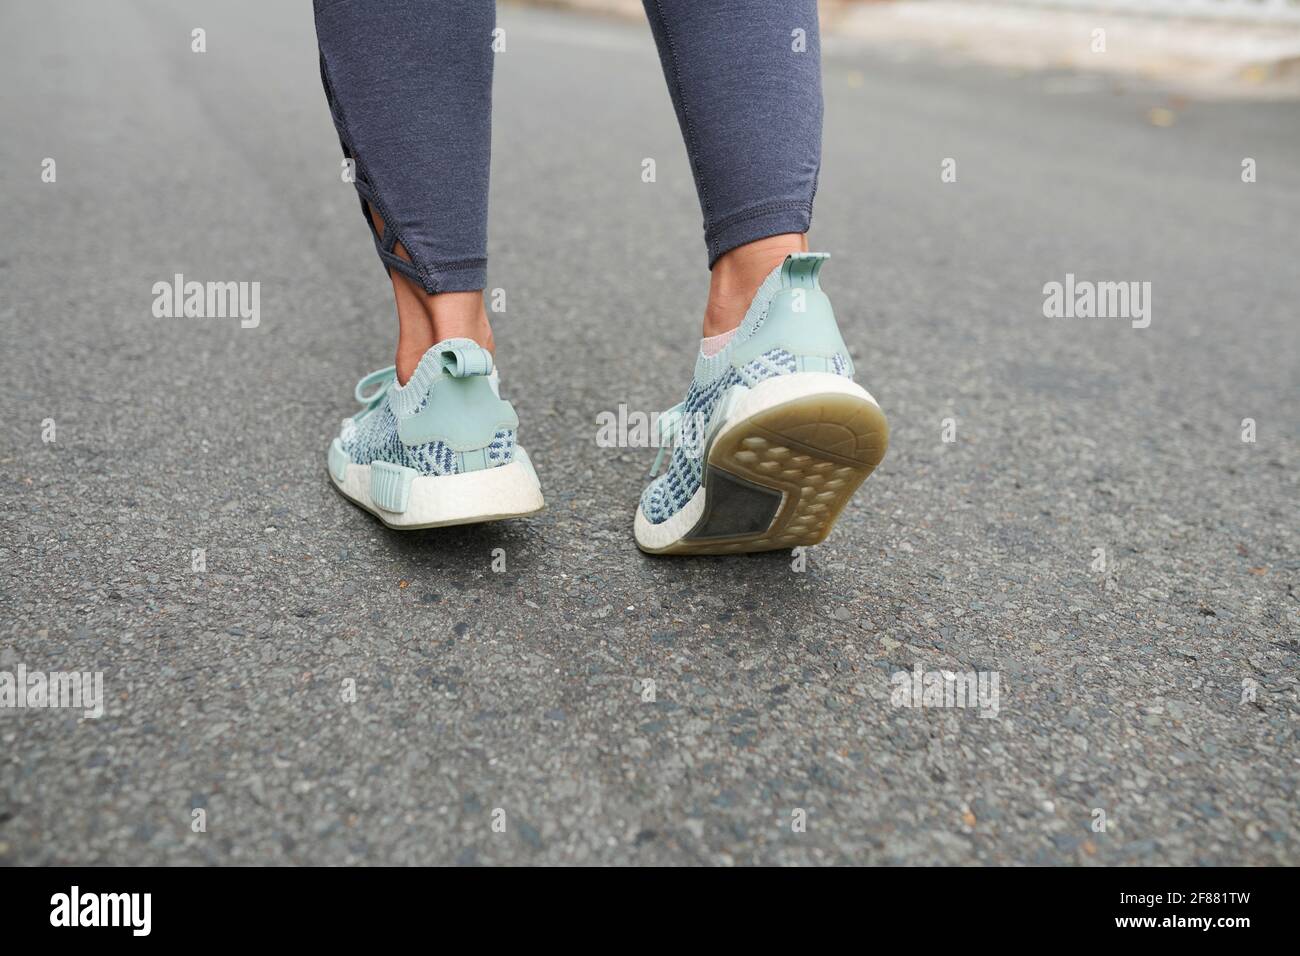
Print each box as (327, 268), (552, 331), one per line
(649, 402), (684, 477)
(354, 366), (396, 411)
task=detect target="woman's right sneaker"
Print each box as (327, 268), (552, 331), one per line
(635, 253), (888, 555)
(327, 338), (544, 529)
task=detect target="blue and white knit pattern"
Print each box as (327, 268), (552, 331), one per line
(641, 349), (800, 524)
(639, 264), (852, 526)
(341, 396), (515, 477)
(486, 428), (515, 465)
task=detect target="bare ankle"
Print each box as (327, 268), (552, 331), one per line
(394, 294), (493, 384)
(704, 233), (808, 337)
(391, 272), (494, 383)
(428, 291), (494, 353)
(373, 203), (495, 382)
(395, 339), (429, 385)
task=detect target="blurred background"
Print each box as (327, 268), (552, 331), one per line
(532, 0), (1300, 96)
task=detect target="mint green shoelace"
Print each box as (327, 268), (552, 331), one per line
(354, 366), (397, 411)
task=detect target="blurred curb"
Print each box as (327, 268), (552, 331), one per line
(508, 0), (1300, 95)
(504, 0), (645, 19)
(832, 2), (1300, 95)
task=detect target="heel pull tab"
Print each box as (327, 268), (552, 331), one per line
(780, 252), (830, 290)
(436, 339), (494, 378)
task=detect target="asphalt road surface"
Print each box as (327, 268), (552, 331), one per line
(1, 1), (1296, 865)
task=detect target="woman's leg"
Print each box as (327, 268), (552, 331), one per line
(642, 0), (823, 335)
(314, 0), (496, 381)
(635, 3), (889, 556)
(316, 1), (543, 529)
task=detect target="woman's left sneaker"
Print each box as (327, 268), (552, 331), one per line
(326, 339), (544, 529)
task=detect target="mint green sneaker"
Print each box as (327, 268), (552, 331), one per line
(327, 339), (544, 529)
(635, 253), (888, 555)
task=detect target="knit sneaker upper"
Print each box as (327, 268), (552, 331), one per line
(640, 254), (853, 525)
(338, 339), (518, 477)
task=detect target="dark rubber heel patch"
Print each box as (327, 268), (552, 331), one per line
(686, 467), (782, 541)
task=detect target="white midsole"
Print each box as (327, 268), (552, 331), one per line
(331, 452), (544, 529)
(726, 371), (879, 422)
(634, 373), (879, 550)
(634, 481), (707, 551)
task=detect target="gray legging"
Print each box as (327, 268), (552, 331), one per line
(314, 0), (823, 293)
